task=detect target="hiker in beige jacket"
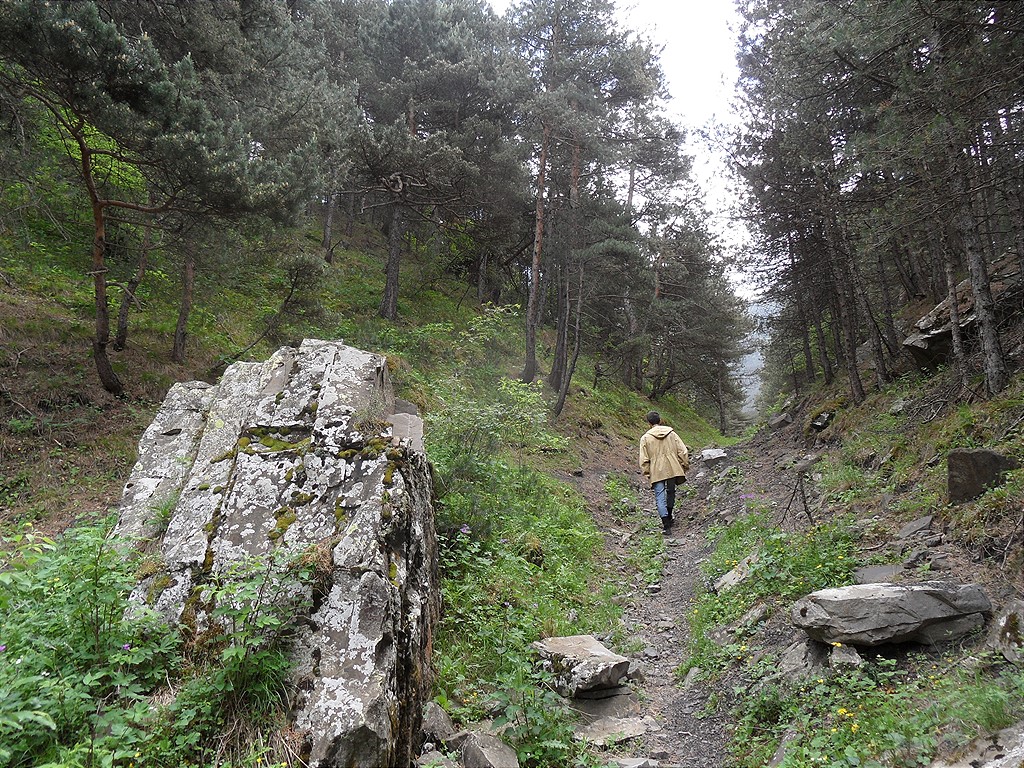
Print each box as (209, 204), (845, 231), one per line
(638, 411), (690, 532)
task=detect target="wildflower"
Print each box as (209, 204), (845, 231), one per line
(830, 727), (838, 733)
(459, 524), (470, 535)
(0, 645), (6, 652)
(831, 641), (842, 647)
(850, 723), (860, 733)
(816, 678), (824, 684)
(837, 707), (847, 715)
(122, 644), (131, 651)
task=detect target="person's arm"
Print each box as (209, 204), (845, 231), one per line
(675, 433), (690, 473)
(639, 437), (651, 481)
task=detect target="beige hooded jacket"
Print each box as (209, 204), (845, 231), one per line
(639, 424), (690, 485)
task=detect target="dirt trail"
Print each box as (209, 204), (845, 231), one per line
(567, 426), (807, 767)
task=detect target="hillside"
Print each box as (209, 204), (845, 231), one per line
(2, 1), (1024, 766)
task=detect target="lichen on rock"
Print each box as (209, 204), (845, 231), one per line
(116, 340), (439, 767)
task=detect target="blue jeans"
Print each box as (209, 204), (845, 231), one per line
(652, 478), (677, 519)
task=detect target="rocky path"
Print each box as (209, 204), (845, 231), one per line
(567, 426), (807, 767)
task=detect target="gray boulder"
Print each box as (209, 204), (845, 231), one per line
(778, 638), (828, 679)
(422, 701), (457, 745)
(986, 600), (1024, 664)
(928, 720), (1024, 767)
(903, 254), (1023, 369)
(948, 449), (1020, 503)
(700, 448), (729, 468)
(532, 635), (630, 696)
(117, 340), (438, 768)
(768, 413), (793, 430)
(810, 411), (834, 431)
(462, 732), (520, 768)
(792, 582), (990, 647)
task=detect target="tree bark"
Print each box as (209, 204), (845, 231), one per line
(942, 237), (969, 387)
(522, 121), (550, 383)
(379, 204), (403, 321)
(114, 213), (154, 351)
(83, 146), (123, 395)
(322, 190), (336, 264)
(548, 267), (569, 389)
(813, 310), (834, 385)
(553, 267), (584, 418)
(171, 248), (195, 364)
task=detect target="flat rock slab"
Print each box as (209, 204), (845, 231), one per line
(897, 515), (934, 539)
(575, 716), (660, 747)
(792, 582), (991, 647)
(714, 553), (759, 593)
(700, 448), (729, 467)
(533, 635), (630, 696)
(571, 689), (640, 722)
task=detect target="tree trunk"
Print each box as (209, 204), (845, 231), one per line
(85, 156), (123, 395)
(552, 267), (584, 418)
(522, 121), (550, 383)
(813, 311), (834, 385)
(942, 239), (969, 387)
(322, 190), (336, 264)
(171, 249), (195, 364)
(548, 267), (569, 389)
(956, 200), (1008, 394)
(824, 231), (865, 403)
(113, 215), (153, 352)
(379, 204), (403, 321)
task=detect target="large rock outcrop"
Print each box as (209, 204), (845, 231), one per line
(792, 582), (990, 647)
(116, 340), (438, 768)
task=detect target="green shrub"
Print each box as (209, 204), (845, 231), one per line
(0, 519), (312, 767)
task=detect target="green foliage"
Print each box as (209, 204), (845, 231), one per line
(490, 667), (592, 767)
(0, 518), (178, 766)
(0, 519), (311, 767)
(683, 508), (856, 674)
(731, 658), (1024, 768)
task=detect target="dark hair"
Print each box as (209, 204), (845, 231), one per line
(646, 411), (661, 425)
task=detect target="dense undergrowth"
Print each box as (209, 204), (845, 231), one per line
(0, 177), (724, 765)
(687, 369), (1024, 767)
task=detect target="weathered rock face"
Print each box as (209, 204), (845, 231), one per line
(903, 254), (1023, 368)
(116, 340), (439, 768)
(947, 448), (1020, 503)
(791, 582), (991, 647)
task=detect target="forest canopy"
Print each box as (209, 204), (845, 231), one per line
(0, 0), (750, 427)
